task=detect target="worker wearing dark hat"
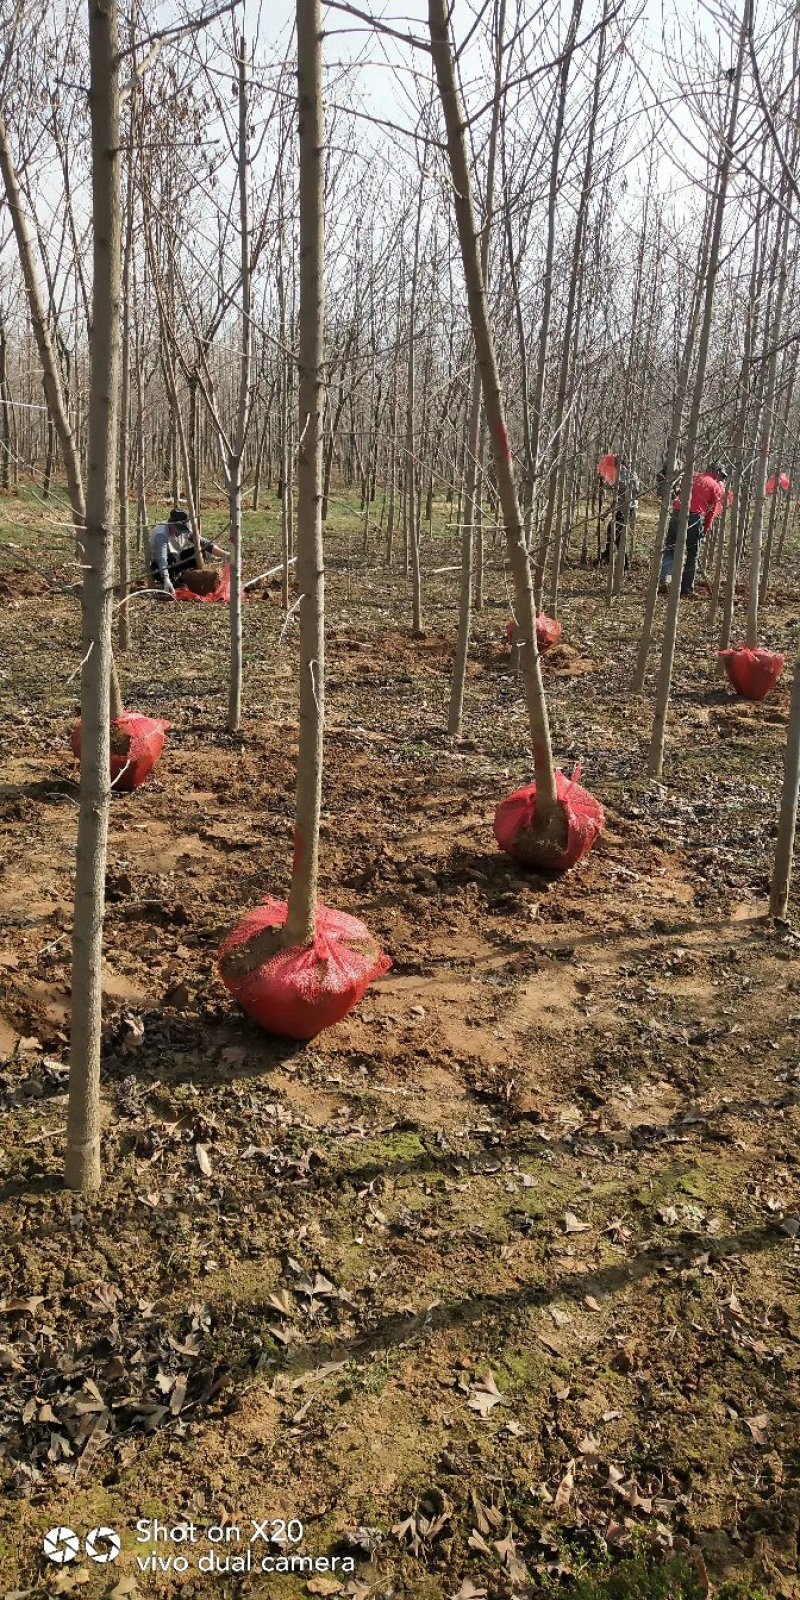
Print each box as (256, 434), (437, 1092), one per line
(147, 508), (226, 598)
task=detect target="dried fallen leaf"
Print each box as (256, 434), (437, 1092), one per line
(579, 1433), (601, 1456)
(306, 1579), (342, 1597)
(564, 1212), (590, 1234)
(170, 1374), (188, 1414)
(195, 1143), (212, 1177)
(493, 1534), (528, 1584)
(220, 1046), (247, 1065)
(745, 1413), (770, 1445)
(450, 1583), (487, 1600)
(467, 1530), (492, 1556)
(267, 1288), (295, 1317)
(469, 1491), (502, 1536)
(50, 1571), (90, 1596)
(549, 1305), (572, 1328)
(553, 1460), (575, 1511)
(109, 1580), (141, 1599)
(467, 1373), (505, 1417)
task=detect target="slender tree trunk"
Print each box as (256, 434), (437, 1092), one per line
(747, 195), (792, 643)
(227, 34), (252, 734)
(448, 0), (504, 736)
(407, 181), (424, 635)
(65, 0), (122, 1192)
(0, 317), (11, 491)
(525, 0), (583, 553)
(429, 0), (559, 820)
(648, 7), (747, 779)
(633, 219), (710, 692)
(0, 111), (86, 533)
(117, 79), (135, 654)
(539, 5), (605, 610)
(284, 0), (325, 945)
(771, 651), (800, 918)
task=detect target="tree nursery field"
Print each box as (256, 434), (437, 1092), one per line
(1, 493), (799, 1600)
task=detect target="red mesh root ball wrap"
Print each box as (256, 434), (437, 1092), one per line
(536, 614), (562, 652)
(70, 712), (169, 791)
(505, 615), (563, 652)
(494, 767), (604, 873)
(719, 647), (785, 701)
(218, 896), (392, 1040)
(174, 562), (233, 603)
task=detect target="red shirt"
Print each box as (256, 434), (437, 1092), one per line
(672, 473), (725, 534)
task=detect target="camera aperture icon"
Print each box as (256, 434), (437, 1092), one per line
(43, 1527), (80, 1564)
(85, 1526), (122, 1563)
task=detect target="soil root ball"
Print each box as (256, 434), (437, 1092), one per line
(180, 567), (222, 596)
(505, 615), (563, 654)
(719, 647), (785, 702)
(218, 895), (392, 1040)
(494, 767), (604, 872)
(174, 562), (233, 603)
(70, 712), (169, 791)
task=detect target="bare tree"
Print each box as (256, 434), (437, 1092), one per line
(65, 0), (123, 1192)
(429, 0), (562, 841)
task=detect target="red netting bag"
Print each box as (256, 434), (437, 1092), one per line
(719, 647), (785, 701)
(536, 614), (563, 652)
(765, 472), (790, 495)
(70, 712), (169, 791)
(598, 452), (617, 486)
(218, 896), (392, 1040)
(174, 562), (233, 603)
(494, 766), (604, 873)
(505, 615), (563, 653)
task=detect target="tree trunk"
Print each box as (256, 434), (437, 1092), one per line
(429, 0), (559, 818)
(747, 194), (792, 642)
(648, 7), (747, 779)
(407, 180), (424, 636)
(0, 111), (86, 534)
(633, 212), (710, 692)
(227, 34), (252, 735)
(770, 650), (800, 918)
(117, 79), (135, 654)
(448, 0), (504, 736)
(65, 0), (122, 1192)
(0, 316), (11, 491)
(525, 0), (583, 554)
(284, 0), (325, 946)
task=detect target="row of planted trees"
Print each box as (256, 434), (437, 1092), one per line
(2, 0), (800, 607)
(2, 0), (800, 1197)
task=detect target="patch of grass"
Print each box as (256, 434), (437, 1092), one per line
(549, 1552), (705, 1598)
(334, 1127), (430, 1175)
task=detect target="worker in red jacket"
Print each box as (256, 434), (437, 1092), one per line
(659, 463), (728, 596)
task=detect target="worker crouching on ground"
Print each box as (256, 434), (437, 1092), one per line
(148, 508), (227, 598)
(659, 462), (728, 597)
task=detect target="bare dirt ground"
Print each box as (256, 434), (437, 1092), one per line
(1, 490), (799, 1600)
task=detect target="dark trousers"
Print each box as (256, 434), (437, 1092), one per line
(601, 512), (631, 568)
(661, 511), (703, 593)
